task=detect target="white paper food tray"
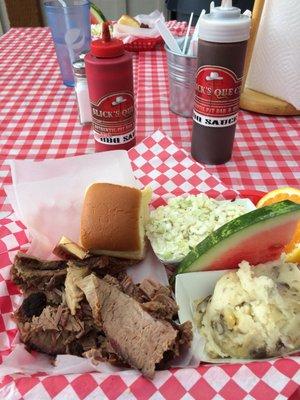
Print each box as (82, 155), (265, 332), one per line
(175, 269), (299, 364)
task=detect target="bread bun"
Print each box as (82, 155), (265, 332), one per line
(80, 183), (151, 260)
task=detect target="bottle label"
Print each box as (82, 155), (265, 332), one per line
(193, 65), (242, 128)
(91, 92), (135, 145)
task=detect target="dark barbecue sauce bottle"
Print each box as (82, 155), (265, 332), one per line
(191, 0), (251, 164)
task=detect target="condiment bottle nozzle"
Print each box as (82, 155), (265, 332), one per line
(102, 21), (111, 43)
(221, 0), (232, 7)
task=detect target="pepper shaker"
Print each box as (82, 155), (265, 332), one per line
(73, 60), (92, 125)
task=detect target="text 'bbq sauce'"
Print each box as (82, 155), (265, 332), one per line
(85, 22), (135, 151)
(191, 0), (251, 164)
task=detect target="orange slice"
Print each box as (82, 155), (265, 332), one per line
(256, 187), (300, 208)
(256, 187), (300, 262)
(285, 224), (300, 254)
(285, 243), (300, 263)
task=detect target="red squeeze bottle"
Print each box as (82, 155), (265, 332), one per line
(85, 22), (135, 151)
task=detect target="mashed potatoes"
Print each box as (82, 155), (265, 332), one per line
(194, 260), (300, 359)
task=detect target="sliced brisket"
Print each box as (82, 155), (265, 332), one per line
(139, 278), (171, 300)
(11, 253), (67, 292)
(12, 252), (192, 378)
(108, 274), (179, 320)
(14, 301), (102, 356)
(138, 278), (178, 320)
(141, 293), (178, 320)
(72, 255), (137, 277)
(77, 274), (192, 379)
(84, 338), (125, 366)
(65, 263), (89, 315)
(15, 304), (83, 355)
(13, 253), (67, 270)
(12, 252), (136, 293)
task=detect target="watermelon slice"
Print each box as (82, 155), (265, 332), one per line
(90, 3), (107, 25)
(176, 200), (300, 274)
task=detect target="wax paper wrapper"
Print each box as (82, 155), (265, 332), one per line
(3, 130), (238, 260)
(175, 268), (300, 365)
(4, 151), (139, 260)
(113, 10), (164, 43)
(1, 130), (246, 376)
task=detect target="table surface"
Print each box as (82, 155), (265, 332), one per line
(0, 26), (299, 400)
(1, 27), (299, 215)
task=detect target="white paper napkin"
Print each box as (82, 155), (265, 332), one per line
(246, 0), (300, 109)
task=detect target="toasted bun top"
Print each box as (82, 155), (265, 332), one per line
(80, 183), (144, 254)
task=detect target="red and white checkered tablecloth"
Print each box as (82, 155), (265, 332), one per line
(0, 24), (300, 400)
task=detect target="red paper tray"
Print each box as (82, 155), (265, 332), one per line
(124, 36), (164, 52)
(237, 189), (267, 205)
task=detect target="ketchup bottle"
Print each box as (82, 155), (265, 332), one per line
(85, 22), (135, 151)
(191, 0), (251, 164)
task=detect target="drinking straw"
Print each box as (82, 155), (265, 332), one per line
(57, 0), (67, 6)
(155, 20), (182, 54)
(243, 9), (252, 17)
(182, 12), (194, 55)
(187, 9), (205, 56)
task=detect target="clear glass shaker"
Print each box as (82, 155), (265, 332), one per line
(72, 60), (92, 125)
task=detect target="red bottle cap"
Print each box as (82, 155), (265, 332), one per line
(91, 22), (125, 58)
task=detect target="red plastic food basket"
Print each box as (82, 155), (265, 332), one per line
(124, 36), (164, 52)
(238, 189), (266, 205)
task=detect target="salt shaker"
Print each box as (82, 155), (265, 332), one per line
(72, 60), (92, 125)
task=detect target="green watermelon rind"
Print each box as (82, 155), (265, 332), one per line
(90, 3), (107, 23)
(176, 200), (300, 274)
